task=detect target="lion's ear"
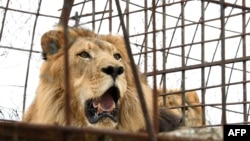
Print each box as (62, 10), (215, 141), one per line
(40, 30), (66, 60)
(40, 26), (96, 60)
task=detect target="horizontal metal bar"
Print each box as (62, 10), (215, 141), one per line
(0, 121), (221, 141)
(146, 56), (250, 75)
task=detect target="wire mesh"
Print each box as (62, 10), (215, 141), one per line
(0, 0), (250, 140)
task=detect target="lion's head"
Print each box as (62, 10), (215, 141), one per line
(69, 38), (127, 128)
(22, 26), (181, 132)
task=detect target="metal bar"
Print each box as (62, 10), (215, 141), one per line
(77, 3), (248, 36)
(58, 0), (92, 11)
(22, 0), (42, 114)
(0, 1), (247, 35)
(123, 0), (250, 11)
(152, 0), (158, 133)
(60, 0), (75, 126)
(76, 0), (86, 24)
(137, 0), (160, 67)
(116, 7), (127, 33)
(97, 1), (109, 33)
(0, 121), (222, 141)
(204, 0), (240, 106)
(1, 0), (249, 139)
(133, 47), (250, 75)
(159, 101), (250, 113)
(183, 2), (211, 66)
(92, 0), (95, 30)
(161, 0), (167, 107)
(217, 0), (241, 99)
(242, 0), (248, 123)
(220, 0), (227, 125)
(0, 45), (41, 54)
(59, 0), (74, 25)
(109, 0), (112, 32)
(128, 10), (249, 38)
(158, 80), (250, 97)
(126, 0), (129, 35)
(180, 0), (186, 126)
(114, 0), (156, 141)
(0, 6), (60, 19)
(70, 10), (111, 20)
(203, 122), (250, 127)
(0, 0), (10, 41)
(132, 32), (250, 59)
(224, 30), (250, 100)
(144, 0), (148, 74)
(145, 56), (250, 76)
(201, 0), (206, 126)
(203, 0), (250, 11)
(164, 2), (186, 64)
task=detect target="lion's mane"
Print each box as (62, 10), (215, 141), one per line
(157, 89), (205, 126)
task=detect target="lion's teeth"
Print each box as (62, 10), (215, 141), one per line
(94, 112), (99, 118)
(92, 100), (99, 108)
(97, 103), (103, 113)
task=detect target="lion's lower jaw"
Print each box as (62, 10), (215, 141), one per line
(87, 118), (118, 129)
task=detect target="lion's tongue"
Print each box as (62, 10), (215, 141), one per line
(92, 93), (115, 112)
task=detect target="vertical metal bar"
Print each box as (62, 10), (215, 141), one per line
(144, 1), (148, 74)
(97, 1), (109, 33)
(180, 0), (186, 125)
(126, 0), (129, 35)
(0, 0), (10, 42)
(152, 0), (158, 133)
(74, 12), (79, 27)
(242, 0), (247, 123)
(114, 1), (156, 141)
(109, 0), (112, 32)
(204, 1), (236, 97)
(162, 0), (167, 106)
(200, 0), (206, 126)
(220, 0), (227, 125)
(164, 2), (187, 65)
(22, 0), (42, 114)
(224, 0), (244, 101)
(60, 0), (75, 126)
(59, 0), (74, 26)
(92, 0), (95, 30)
(138, 0), (160, 67)
(117, 8), (128, 33)
(78, 0), (86, 25)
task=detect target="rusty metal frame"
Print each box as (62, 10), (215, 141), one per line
(0, 0), (250, 140)
(0, 120), (223, 141)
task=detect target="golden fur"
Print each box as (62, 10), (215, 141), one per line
(22, 26), (181, 132)
(157, 89), (205, 126)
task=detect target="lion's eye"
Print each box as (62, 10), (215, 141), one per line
(113, 53), (122, 60)
(78, 51), (91, 59)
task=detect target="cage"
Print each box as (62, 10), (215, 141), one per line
(0, 0), (249, 140)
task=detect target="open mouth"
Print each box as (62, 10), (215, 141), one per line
(85, 86), (120, 123)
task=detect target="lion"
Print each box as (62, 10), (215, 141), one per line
(157, 89), (205, 127)
(22, 26), (181, 132)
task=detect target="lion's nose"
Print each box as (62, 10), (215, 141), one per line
(102, 66), (124, 80)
